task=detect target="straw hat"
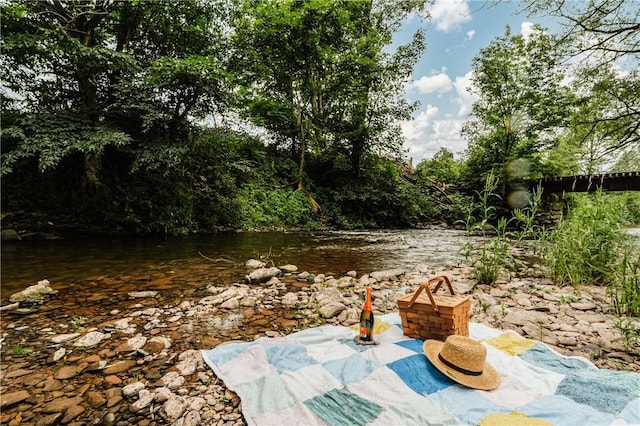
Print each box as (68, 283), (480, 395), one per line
(423, 335), (500, 390)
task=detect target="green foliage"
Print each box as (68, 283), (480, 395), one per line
(1, 112), (131, 175)
(543, 192), (629, 287)
(231, 0), (427, 179)
(237, 187), (316, 230)
(609, 250), (640, 317)
(12, 346), (34, 356)
(462, 25), (572, 192)
(613, 317), (640, 351)
(464, 171), (542, 284)
(313, 155), (435, 229)
(415, 147), (461, 184)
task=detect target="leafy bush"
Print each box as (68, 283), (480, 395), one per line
(312, 155), (436, 229)
(236, 186), (316, 229)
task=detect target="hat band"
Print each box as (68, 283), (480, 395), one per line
(438, 353), (482, 376)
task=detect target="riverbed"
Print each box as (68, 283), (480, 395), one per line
(1, 228), (474, 302)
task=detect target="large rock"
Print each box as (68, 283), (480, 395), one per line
(1, 229), (22, 241)
(9, 279), (57, 304)
(246, 259), (265, 269)
(246, 267), (281, 283)
(74, 331), (106, 347)
(370, 269), (404, 281)
(318, 302), (347, 318)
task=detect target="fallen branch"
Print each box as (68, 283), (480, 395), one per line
(198, 252), (236, 264)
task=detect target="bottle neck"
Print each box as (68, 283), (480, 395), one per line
(363, 287), (372, 311)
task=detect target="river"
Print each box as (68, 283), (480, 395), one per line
(1, 228), (473, 303)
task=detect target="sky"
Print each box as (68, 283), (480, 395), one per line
(397, 0), (561, 165)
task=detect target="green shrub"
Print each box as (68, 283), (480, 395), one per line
(544, 192), (627, 287)
(236, 186), (316, 229)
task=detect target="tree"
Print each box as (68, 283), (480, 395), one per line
(1, 0), (232, 184)
(520, 0), (639, 159)
(230, 0), (427, 193)
(461, 25), (572, 190)
(415, 147), (461, 184)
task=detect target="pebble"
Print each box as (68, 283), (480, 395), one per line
(1, 259), (637, 426)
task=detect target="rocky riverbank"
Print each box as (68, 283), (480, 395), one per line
(1, 260), (638, 425)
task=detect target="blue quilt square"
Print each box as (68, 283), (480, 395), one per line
(387, 353), (451, 395)
(263, 343), (317, 373)
(394, 339), (425, 354)
(322, 353), (380, 384)
(521, 342), (593, 375)
(304, 388), (383, 426)
(555, 369), (640, 414)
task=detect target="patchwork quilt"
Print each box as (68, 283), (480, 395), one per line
(202, 313), (640, 425)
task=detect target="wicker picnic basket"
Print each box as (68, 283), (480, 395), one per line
(397, 275), (471, 341)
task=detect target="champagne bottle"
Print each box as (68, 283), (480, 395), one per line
(359, 286), (374, 341)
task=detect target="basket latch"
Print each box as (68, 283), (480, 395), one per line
(406, 275), (455, 312)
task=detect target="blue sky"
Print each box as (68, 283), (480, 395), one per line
(397, 0), (561, 164)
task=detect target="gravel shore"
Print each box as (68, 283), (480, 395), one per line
(1, 260), (638, 425)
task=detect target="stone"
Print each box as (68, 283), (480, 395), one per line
(246, 259), (265, 269)
(281, 292), (298, 307)
(158, 371), (185, 390)
(122, 381), (145, 398)
(370, 269), (404, 281)
(130, 389), (154, 412)
(5, 368), (33, 379)
(128, 291), (158, 298)
(54, 365), (78, 380)
(42, 396), (83, 413)
(245, 267), (281, 283)
(502, 309), (550, 326)
(74, 331), (106, 347)
(570, 302), (598, 311)
(0, 390), (30, 408)
(103, 360), (137, 375)
(220, 298), (240, 310)
(162, 396), (187, 423)
(279, 264), (298, 273)
(87, 391), (106, 408)
(102, 412), (116, 426)
(1, 229), (22, 241)
(176, 350), (201, 376)
(104, 375), (122, 385)
(51, 347), (66, 363)
(154, 386), (174, 403)
(181, 410), (202, 426)
(9, 279), (57, 303)
(318, 302), (346, 318)
(61, 404), (85, 423)
(50, 333), (80, 344)
(105, 388), (123, 408)
(36, 413), (63, 425)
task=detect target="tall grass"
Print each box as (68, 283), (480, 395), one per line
(463, 172), (541, 284)
(544, 191), (640, 316)
(544, 192), (626, 286)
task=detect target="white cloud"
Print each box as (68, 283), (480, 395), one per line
(466, 29), (476, 41)
(401, 105), (467, 163)
(520, 22), (541, 41)
(452, 71), (478, 117)
(407, 70), (453, 94)
(428, 0), (472, 32)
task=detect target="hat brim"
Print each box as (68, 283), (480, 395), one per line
(423, 339), (501, 391)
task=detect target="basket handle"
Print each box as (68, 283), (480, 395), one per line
(406, 275), (455, 312)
